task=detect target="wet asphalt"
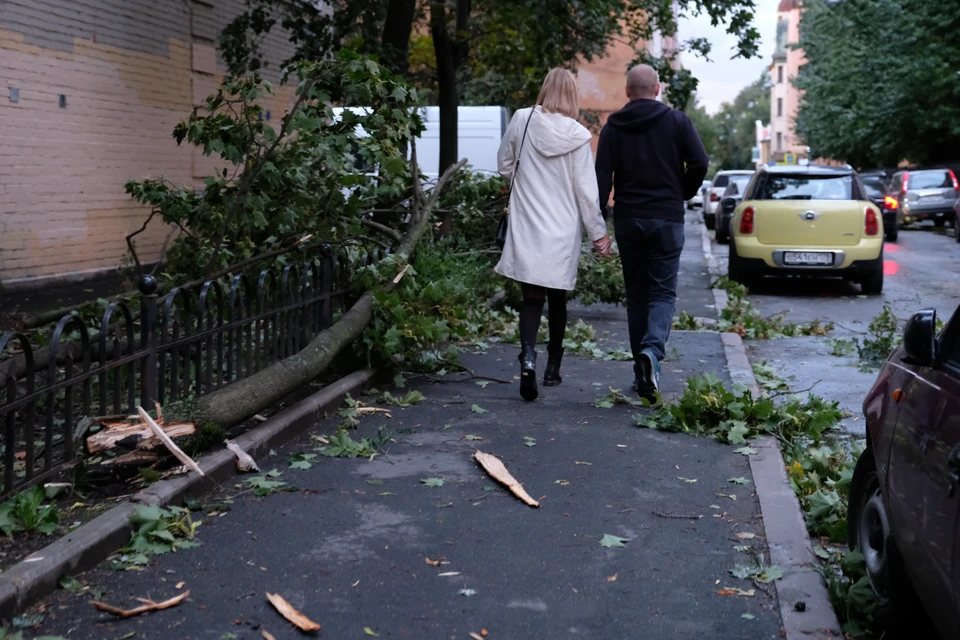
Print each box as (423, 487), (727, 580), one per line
(27, 217), (786, 639)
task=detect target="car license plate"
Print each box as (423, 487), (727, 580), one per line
(783, 252), (834, 266)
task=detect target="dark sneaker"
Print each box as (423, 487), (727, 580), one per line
(636, 349), (661, 402)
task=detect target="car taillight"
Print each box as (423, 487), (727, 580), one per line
(902, 171), (909, 194)
(739, 206), (755, 234)
(710, 193), (720, 202)
(865, 207), (879, 236)
(883, 195), (899, 210)
(950, 169), (959, 191)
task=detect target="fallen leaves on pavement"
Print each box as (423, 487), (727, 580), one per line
(474, 451), (539, 507)
(599, 534), (630, 548)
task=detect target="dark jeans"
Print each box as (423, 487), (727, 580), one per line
(614, 217), (685, 363)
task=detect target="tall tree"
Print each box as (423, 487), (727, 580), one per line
(795, 0), (960, 167)
(712, 73), (770, 171)
(220, 0), (764, 175)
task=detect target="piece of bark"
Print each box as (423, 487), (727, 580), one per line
(137, 407), (205, 477)
(87, 417), (196, 454)
(473, 451), (540, 507)
(91, 590), (190, 618)
(266, 592), (321, 632)
(225, 440), (260, 472)
(262, 631), (277, 640)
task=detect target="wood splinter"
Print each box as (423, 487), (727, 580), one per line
(474, 451), (540, 507)
(137, 406), (205, 476)
(91, 590), (190, 618)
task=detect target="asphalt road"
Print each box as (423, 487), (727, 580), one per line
(698, 209), (960, 435)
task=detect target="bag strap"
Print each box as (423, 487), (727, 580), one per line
(506, 108), (535, 206)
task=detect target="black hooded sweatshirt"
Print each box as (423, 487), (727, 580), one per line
(596, 99), (709, 223)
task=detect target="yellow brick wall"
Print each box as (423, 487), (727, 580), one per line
(0, 0), (294, 288)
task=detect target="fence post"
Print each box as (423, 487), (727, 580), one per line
(139, 274), (159, 410)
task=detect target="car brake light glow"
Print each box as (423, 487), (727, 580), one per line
(883, 195), (899, 210)
(739, 206), (755, 234)
(902, 171), (909, 193)
(950, 169), (959, 191)
(865, 207), (879, 236)
(710, 193), (720, 202)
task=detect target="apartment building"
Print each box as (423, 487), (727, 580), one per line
(769, 0), (807, 163)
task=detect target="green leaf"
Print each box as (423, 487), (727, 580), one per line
(728, 477), (750, 485)
(599, 534), (630, 548)
(734, 446), (758, 456)
(464, 435), (482, 441)
(139, 468), (161, 483)
(523, 436), (536, 447)
(289, 460), (312, 470)
(741, 613), (755, 620)
(364, 628), (380, 637)
(421, 478), (444, 487)
(471, 404), (488, 414)
(677, 477), (697, 483)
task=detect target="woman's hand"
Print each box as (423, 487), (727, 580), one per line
(593, 234), (612, 256)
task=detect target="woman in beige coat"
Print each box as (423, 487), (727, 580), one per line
(496, 68), (611, 401)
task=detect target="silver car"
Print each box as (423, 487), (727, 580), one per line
(889, 168), (960, 228)
(704, 170), (754, 230)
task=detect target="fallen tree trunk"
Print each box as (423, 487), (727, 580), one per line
(172, 152), (468, 430)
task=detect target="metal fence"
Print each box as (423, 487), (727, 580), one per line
(0, 247), (384, 496)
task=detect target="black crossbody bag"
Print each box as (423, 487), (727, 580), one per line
(496, 109), (535, 249)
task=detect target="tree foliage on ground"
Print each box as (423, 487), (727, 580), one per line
(220, 0), (762, 175)
(795, 0), (960, 167)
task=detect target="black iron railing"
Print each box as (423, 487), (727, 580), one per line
(0, 247), (385, 496)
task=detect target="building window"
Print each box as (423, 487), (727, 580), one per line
(778, 66), (784, 84)
(777, 98), (783, 117)
(777, 133), (783, 151)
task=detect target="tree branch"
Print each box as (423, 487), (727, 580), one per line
(126, 208), (159, 277)
(360, 218), (402, 243)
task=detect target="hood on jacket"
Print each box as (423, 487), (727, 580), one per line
(523, 107), (592, 158)
(605, 99), (671, 133)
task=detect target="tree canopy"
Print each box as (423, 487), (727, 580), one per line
(795, 0), (960, 167)
(685, 73), (769, 173)
(220, 0), (763, 176)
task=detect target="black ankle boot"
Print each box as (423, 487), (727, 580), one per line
(518, 343), (539, 401)
(543, 346), (563, 386)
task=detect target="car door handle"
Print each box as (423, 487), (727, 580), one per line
(948, 444), (960, 498)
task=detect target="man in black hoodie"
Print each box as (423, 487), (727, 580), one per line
(595, 64), (709, 401)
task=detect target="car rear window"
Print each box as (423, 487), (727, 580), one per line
(862, 178), (887, 198)
(909, 170), (952, 190)
(726, 176), (751, 194)
(757, 174), (855, 200)
(713, 175), (729, 188)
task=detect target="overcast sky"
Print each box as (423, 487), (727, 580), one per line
(677, 2), (779, 114)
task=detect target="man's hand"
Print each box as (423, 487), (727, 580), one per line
(593, 234), (612, 256)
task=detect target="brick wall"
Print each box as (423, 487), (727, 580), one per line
(0, 0), (294, 288)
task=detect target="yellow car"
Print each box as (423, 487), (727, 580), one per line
(728, 165), (885, 294)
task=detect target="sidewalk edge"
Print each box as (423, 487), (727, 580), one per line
(702, 222), (842, 639)
(0, 368), (376, 618)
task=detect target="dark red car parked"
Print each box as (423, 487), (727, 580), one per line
(852, 306), (960, 637)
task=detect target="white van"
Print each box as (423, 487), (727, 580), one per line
(332, 106), (509, 180)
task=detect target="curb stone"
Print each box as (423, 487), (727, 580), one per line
(0, 368), (377, 619)
(700, 222), (843, 639)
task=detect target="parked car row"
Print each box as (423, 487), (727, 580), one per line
(856, 168), (960, 242)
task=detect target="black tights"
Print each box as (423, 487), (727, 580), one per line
(519, 284), (567, 351)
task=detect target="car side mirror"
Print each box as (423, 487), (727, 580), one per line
(721, 197), (738, 214)
(901, 309), (937, 367)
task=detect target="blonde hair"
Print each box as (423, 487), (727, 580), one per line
(536, 68), (580, 119)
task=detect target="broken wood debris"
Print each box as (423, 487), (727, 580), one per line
(86, 413), (196, 455)
(266, 592), (321, 632)
(225, 440), (260, 472)
(473, 451), (539, 507)
(138, 406), (204, 476)
(91, 590), (190, 618)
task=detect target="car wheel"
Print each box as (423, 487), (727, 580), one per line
(848, 447), (921, 634)
(727, 240), (756, 287)
(860, 264), (884, 295)
(885, 225), (898, 243)
(703, 212), (716, 230)
(716, 220), (729, 245)
(934, 218), (946, 228)
(955, 224), (960, 243)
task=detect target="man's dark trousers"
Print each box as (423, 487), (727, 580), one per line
(614, 217), (685, 364)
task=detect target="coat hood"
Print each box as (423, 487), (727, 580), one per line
(523, 107), (592, 158)
(606, 99), (671, 133)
